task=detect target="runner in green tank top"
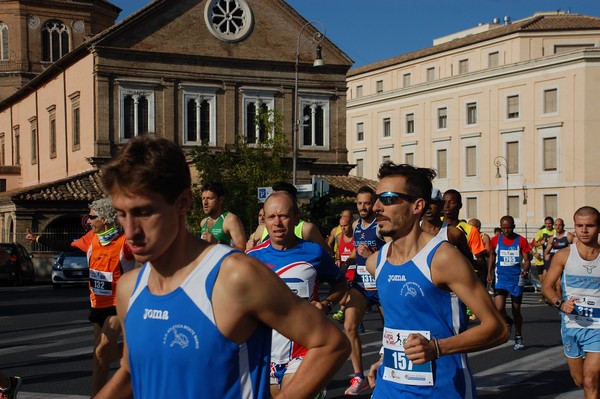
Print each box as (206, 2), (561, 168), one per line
(200, 182), (247, 251)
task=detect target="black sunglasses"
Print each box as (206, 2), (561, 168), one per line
(87, 214), (99, 220)
(375, 191), (419, 205)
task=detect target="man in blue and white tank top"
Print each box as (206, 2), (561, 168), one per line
(542, 206), (600, 398)
(342, 185), (386, 395)
(94, 136), (350, 399)
(365, 161), (508, 399)
(487, 215), (531, 350)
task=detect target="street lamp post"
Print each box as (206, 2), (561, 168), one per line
(494, 155), (509, 215)
(292, 21), (325, 185)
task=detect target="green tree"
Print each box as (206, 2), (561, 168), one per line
(188, 109), (291, 234)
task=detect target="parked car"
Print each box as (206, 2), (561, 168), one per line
(0, 243), (36, 286)
(52, 248), (88, 289)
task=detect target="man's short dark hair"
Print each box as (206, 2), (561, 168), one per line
(102, 136), (191, 204)
(378, 161), (436, 202)
(201, 182), (225, 197)
(272, 181), (297, 198)
(544, 216), (555, 224)
(357, 185), (374, 196)
(443, 189), (462, 204)
(574, 206), (600, 225)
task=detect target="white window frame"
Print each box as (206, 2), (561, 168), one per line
(432, 138), (450, 182)
(465, 197), (478, 220)
(542, 86), (559, 116)
(506, 93), (521, 121)
(381, 116), (392, 139)
(405, 112), (415, 135)
(401, 142), (417, 166)
(242, 89), (275, 145)
(436, 106), (448, 130)
(466, 101), (478, 126)
(537, 125), (561, 178)
(356, 122), (364, 143)
(0, 22), (8, 61)
(118, 81), (157, 142)
(299, 93), (330, 150)
(181, 84), (218, 146)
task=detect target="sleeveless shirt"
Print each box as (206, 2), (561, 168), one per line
(125, 245), (271, 398)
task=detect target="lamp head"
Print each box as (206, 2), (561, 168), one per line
(313, 45), (324, 67)
(495, 166), (501, 178)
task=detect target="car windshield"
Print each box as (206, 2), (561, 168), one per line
(65, 248), (86, 257)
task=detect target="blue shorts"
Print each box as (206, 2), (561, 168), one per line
(350, 282), (380, 306)
(494, 281), (524, 299)
(561, 326), (600, 358)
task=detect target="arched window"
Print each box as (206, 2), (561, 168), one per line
(0, 22), (8, 61)
(42, 20), (69, 62)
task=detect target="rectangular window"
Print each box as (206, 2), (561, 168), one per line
(507, 95), (519, 119)
(356, 122), (364, 141)
(120, 85), (155, 141)
(543, 89), (558, 114)
(0, 179), (5, 192)
(437, 149), (447, 179)
(466, 197), (478, 220)
(437, 107), (447, 129)
(68, 92), (81, 151)
(48, 105), (57, 159)
(426, 67), (435, 82)
(382, 155), (391, 163)
(356, 159), (364, 178)
(376, 80), (383, 94)
(507, 141), (519, 174)
(488, 51), (499, 68)
(356, 85), (363, 98)
(543, 137), (557, 171)
(544, 194), (558, 217)
(13, 126), (20, 165)
(301, 98), (329, 148)
(458, 59), (469, 74)
(406, 113), (415, 134)
(405, 152), (414, 165)
(49, 117), (56, 158)
(403, 73), (411, 88)
(383, 117), (391, 137)
(508, 195), (520, 219)
(0, 133), (4, 166)
(466, 146), (477, 177)
(466, 102), (477, 125)
(30, 118), (37, 164)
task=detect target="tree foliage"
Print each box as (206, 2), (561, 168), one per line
(188, 109), (292, 234)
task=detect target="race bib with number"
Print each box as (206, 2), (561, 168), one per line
(89, 269), (114, 296)
(284, 279), (310, 300)
(381, 327), (433, 386)
(357, 265), (376, 290)
(565, 295), (600, 329)
(499, 248), (519, 267)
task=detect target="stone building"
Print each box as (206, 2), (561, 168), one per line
(0, 0), (353, 246)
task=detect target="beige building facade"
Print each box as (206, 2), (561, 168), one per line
(346, 12), (600, 234)
(0, 0), (353, 245)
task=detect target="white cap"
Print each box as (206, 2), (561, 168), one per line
(431, 188), (443, 201)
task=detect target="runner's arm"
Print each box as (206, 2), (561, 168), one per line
(405, 243), (508, 363)
(212, 254), (350, 399)
(303, 222), (332, 254)
(225, 213), (247, 252)
(541, 248), (568, 307)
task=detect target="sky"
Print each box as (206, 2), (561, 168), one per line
(111, 0), (600, 68)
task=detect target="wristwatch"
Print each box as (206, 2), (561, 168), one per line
(554, 299), (564, 310)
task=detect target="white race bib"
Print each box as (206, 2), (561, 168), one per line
(381, 327), (433, 386)
(89, 269), (113, 296)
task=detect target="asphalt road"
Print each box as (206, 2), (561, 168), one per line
(0, 283), (584, 398)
